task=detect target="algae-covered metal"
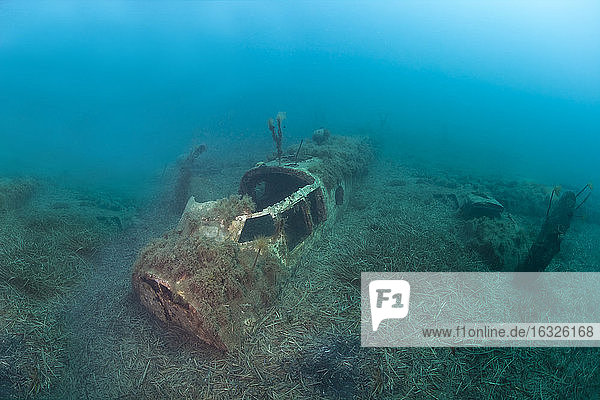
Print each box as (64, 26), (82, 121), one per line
(132, 134), (371, 351)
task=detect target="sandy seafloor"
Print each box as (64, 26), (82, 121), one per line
(2, 139), (600, 399)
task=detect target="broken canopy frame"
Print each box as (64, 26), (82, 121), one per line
(234, 158), (343, 255)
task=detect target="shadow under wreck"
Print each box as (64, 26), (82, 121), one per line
(132, 133), (372, 351)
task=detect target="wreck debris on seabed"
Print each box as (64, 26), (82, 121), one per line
(132, 133), (373, 351)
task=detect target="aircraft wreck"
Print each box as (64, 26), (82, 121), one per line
(132, 134), (372, 351)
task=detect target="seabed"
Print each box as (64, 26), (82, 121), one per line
(1, 133), (599, 399)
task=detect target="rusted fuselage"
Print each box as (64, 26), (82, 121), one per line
(132, 135), (371, 351)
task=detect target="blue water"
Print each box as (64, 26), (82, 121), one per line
(1, 1), (599, 193)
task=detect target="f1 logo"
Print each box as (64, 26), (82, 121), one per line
(369, 280), (410, 331)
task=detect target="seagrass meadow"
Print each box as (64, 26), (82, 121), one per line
(2, 139), (599, 398)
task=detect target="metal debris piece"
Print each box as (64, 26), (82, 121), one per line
(312, 128), (330, 145)
(458, 191), (504, 219)
(516, 190), (576, 272)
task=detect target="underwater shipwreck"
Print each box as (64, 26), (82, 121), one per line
(131, 116), (594, 352)
(132, 124), (372, 351)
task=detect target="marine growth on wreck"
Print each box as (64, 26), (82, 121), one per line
(132, 133), (373, 350)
